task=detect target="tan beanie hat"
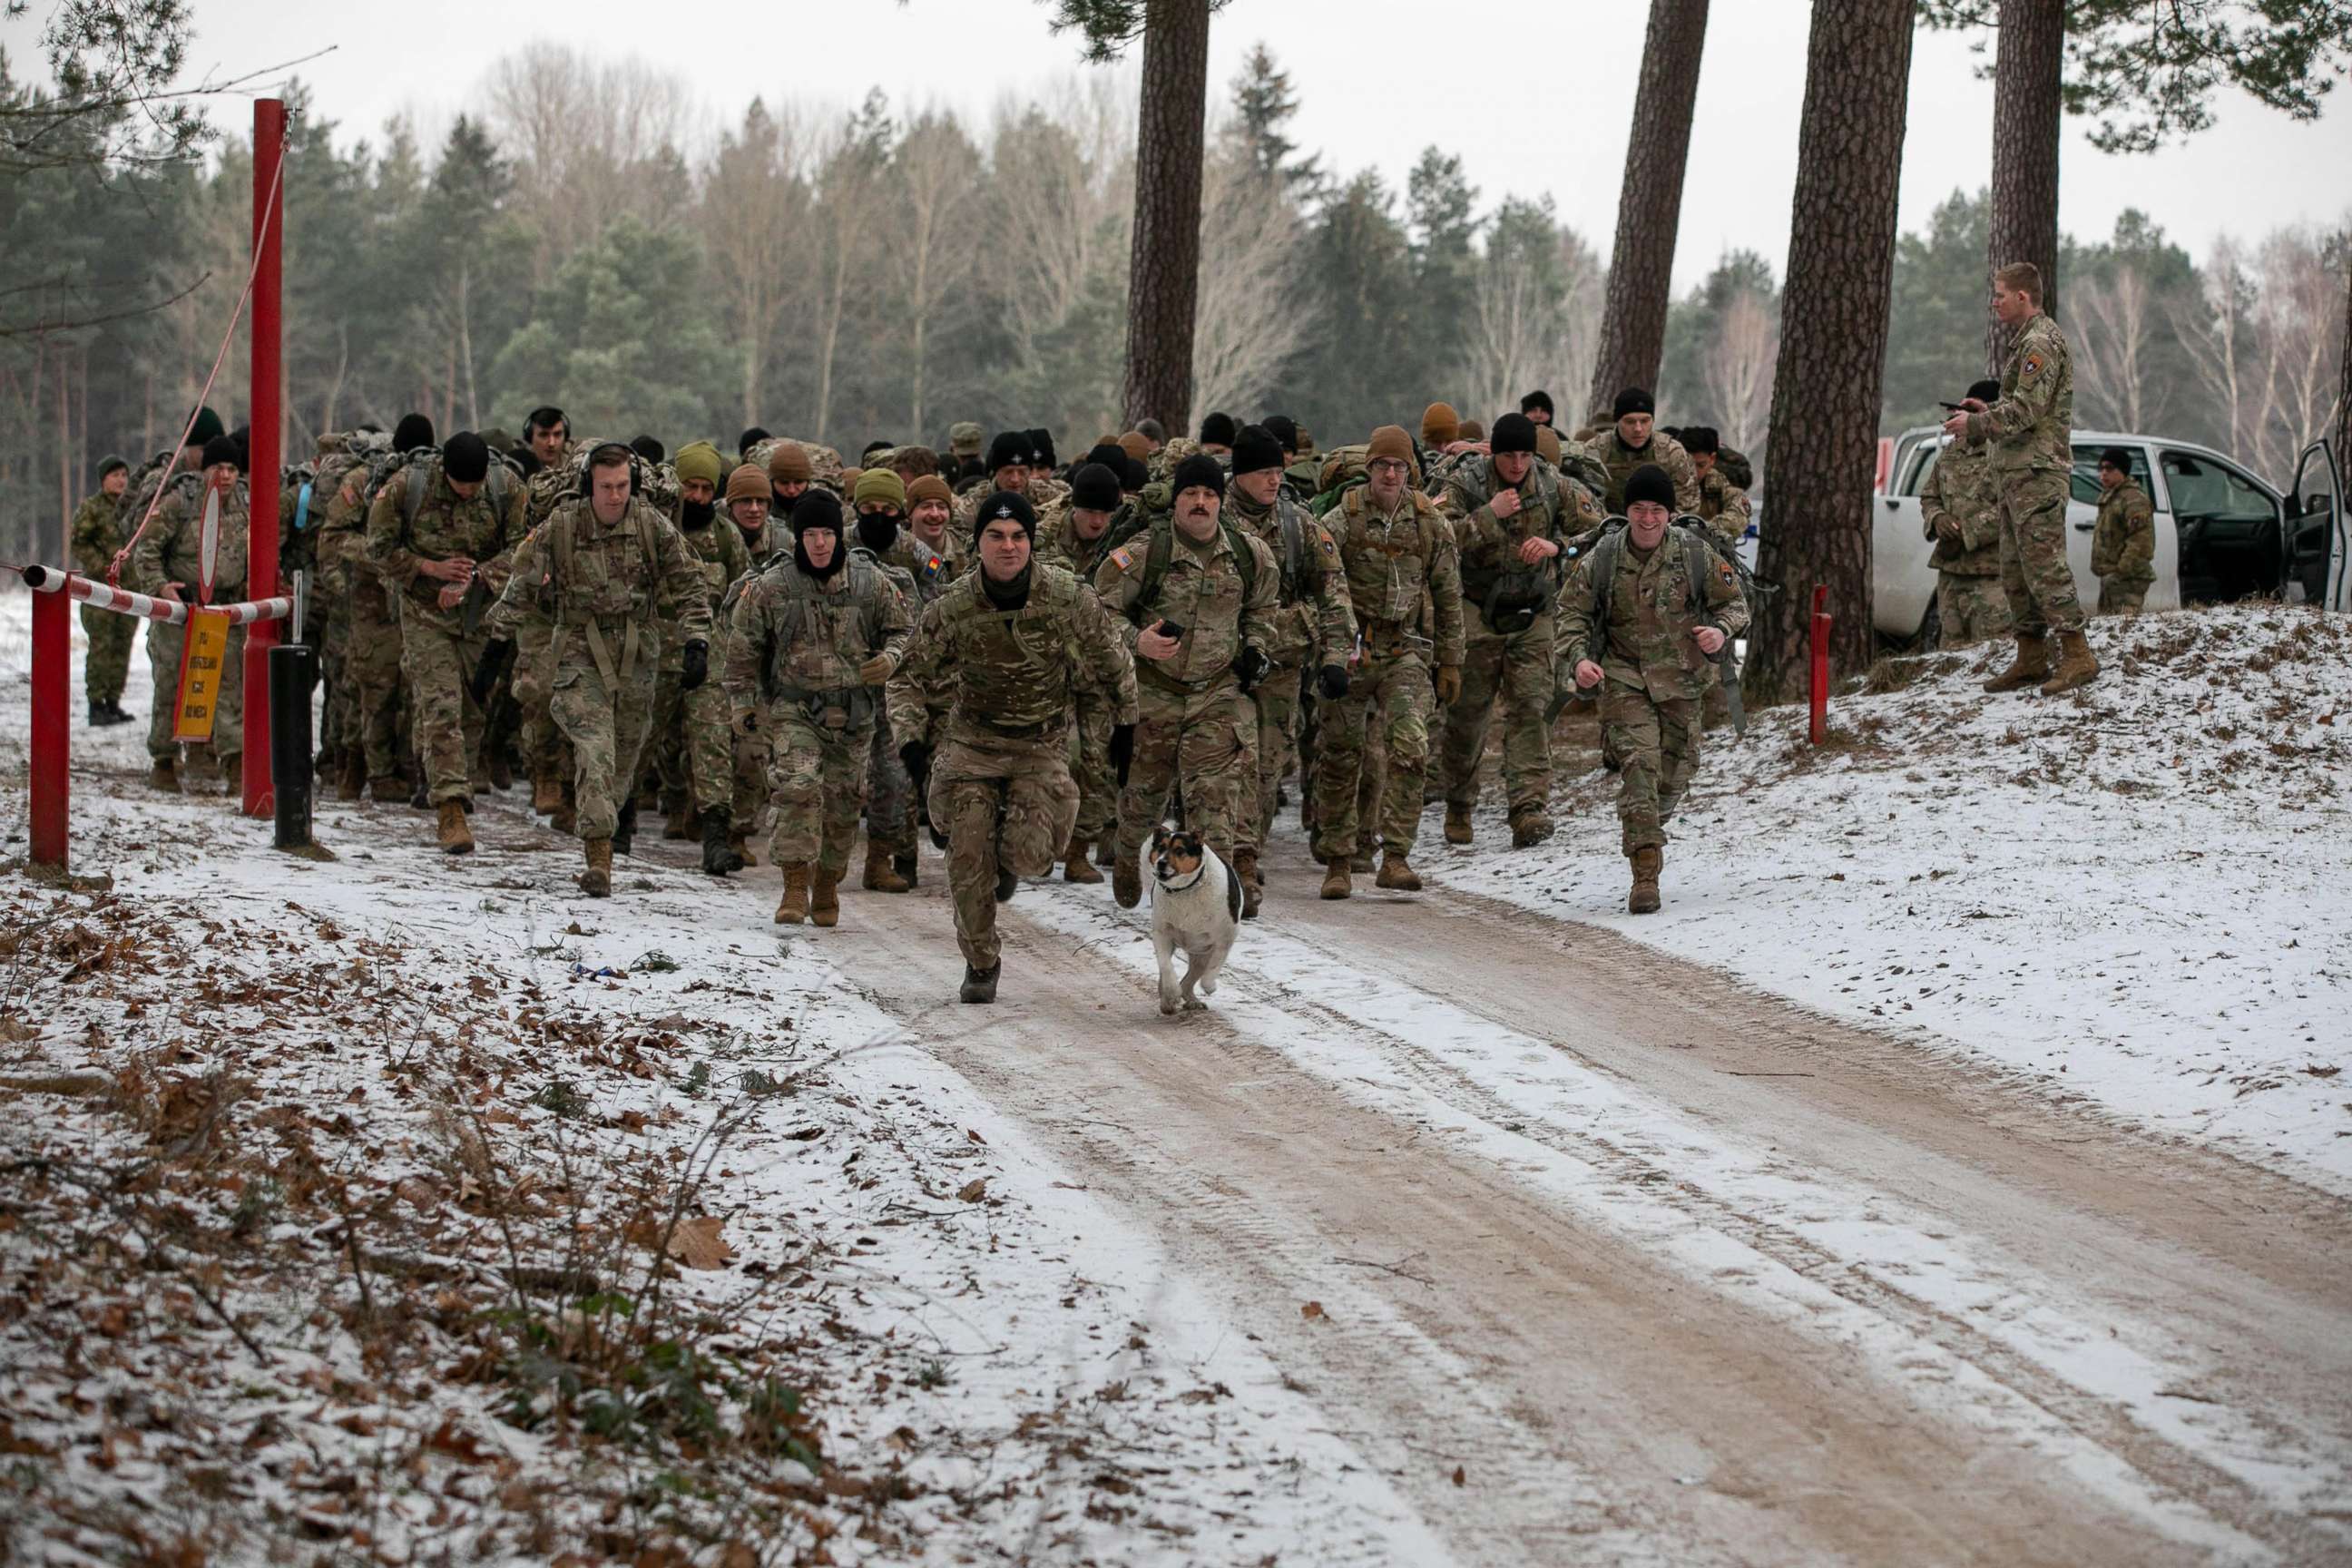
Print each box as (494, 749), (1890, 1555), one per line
(1116, 430), (1152, 463)
(1534, 426), (1563, 467)
(768, 440), (813, 483)
(1420, 402), (1460, 446)
(726, 463), (769, 504)
(1367, 425), (1416, 470)
(907, 474), (954, 508)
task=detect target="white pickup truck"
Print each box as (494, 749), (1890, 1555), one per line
(1871, 428), (2347, 645)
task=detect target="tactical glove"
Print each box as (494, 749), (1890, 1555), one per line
(731, 708), (759, 737)
(1237, 644), (1272, 694)
(858, 652), (895, 685)
(680, 639), (710, 691)
(1434, 665), (1463, 705)
(1109, 723), (1136, 788)
(1317, 664), (1350, 701)
(469, 638), (515, 708)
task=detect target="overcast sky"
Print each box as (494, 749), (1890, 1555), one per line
(15, 0), (2349, 289)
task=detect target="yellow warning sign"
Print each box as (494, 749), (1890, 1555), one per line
(173, 607), (232, 743)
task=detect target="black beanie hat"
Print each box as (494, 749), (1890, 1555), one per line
(1612, 387), (1655, 420)
(1121, 456), (1150, 493)
(985, 430), (1029, 473)
(1967, 377), (2002, 405)
(1198, 411), (1238, 447)
(1623, 464), (1676, 513)
(1071, 463), (1122, 512)
(201, 434), (242, 471)
(1262, 415), (1299, 454)
(789, 487), (843, 536)
(186, 406), (226, 447)
(1520, 389), (1555, 418)
(974, 488), (1036, 542)
(1230, 424), (1285, 476)
(738, 426), (770, 456)
(1083, 441), (1128, 473)
(1171, 453), (1226, 498)
(1490, 412), (1538, 456)
(2099, 446), (2132, 472)
(394, 413), (435, 452)
(443, 432), (491, 484)
(630, 435), (665, 465)
(1681, 426), (1720, 456)
(1027, 427), (1056, 469)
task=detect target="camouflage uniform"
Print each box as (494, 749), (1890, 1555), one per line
(646, 511), (750, 820)
(1094, 520), (1279, 868)
(69, 489), (136, 707)
(1694, 469), (1752, 549)
(125, 475), (250, 767)
(1965, 312), (2083, 637)
(1588, 429), (1702, 515)
(1309, 487), (1465, 862)
(724, 552), (908, 878)
(1918, 438), (2012, 646)
(857, 536), (948, 866)
(305, 433), (389, 775)
(1225, 482), (1353, 857)
(887, 565), (1137, 971)
(1034, 504), (1127, 849)
(485, 495), (713, 843)
(324, 449), (427, 786)
(366, 459), (527, 806)
(1437, 456), (1574, 823)
(1555, 524), (1750, 856)
(2092, 479), (2155, 616)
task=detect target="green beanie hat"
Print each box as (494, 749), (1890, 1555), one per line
(674, 440), (725, 489)
(186, 406), (225, 448)
(853, 467), (907, 510)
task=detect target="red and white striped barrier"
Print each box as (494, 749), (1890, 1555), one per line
(18, 564), (293, 871)
(21, 563), (292, 627)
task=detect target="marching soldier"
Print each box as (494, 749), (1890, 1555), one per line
(71, 456), (136, 727)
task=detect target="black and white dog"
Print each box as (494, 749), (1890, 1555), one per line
(1145, 825), (1240, 1015)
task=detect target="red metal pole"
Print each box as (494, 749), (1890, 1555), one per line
(29, 583), (71, 869)
(242, 97), (284, 818)
(1808, 583), (1831, 746)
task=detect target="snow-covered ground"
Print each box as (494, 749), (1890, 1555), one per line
(0, 587), (1444, 1565)
(1435, 604), (2352, 1192)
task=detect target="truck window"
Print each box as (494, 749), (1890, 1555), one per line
(2161, 450), (2272, 524)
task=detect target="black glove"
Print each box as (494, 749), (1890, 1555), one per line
(469, 638), (515, 708)
(1237, 644), (1272, 694)
(898, 738), (930, 781)
(680, 639), (709, 691)
(1318, 664), (1350, 701)
(1109, 723), (1135, 788)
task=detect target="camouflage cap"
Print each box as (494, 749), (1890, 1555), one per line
(948, 420), (984, 456)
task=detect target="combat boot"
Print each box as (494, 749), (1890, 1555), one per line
(662, 793), (694, 840)
(1234, 848), (1262, 919)
(810, 868), (841, 928)
(488, 750), (513, 792)
(612, 799), (639, 857)
(2039, 630), (2101, 696)
(1095, 836), (1119, 868)
(87, 698), (107, 727)
(369, 775), (405, 803)
(1444, 804), (1474, 846)
(531, 769), (564, 814)
(959, 964), (999, 1004)
(1350, 848), (1375, 875)
(863, 841), (908, 892)
(1113, 853), (1142, 909)
(1319, 857), (1353, 901)
(219, 754), (242, 796)
(337, 750), (366, 801)
(894, 850), (919, 888)
(436, 799), (475, 856)
(995, 867), (1019, 902)
(1509, 807), (1554, 848)
(550, 801), (578, 836)
(147, 756), (180, 793)
(579, 838), (613, 898)
(1376, 851), (1421, 892)
(702, 817), (744, 877)
(1062, 834), (1102, 885)
(774, 864), (810, 925)
(1982, 632), (2052, 693)
(732, 830), (755, 868)
(1629, 846), (1662, 914)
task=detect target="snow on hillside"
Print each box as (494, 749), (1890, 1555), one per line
(1437, 603), (2352, 1191)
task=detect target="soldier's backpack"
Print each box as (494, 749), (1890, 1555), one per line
(399, 455), (518, 532)
(1717, 446), (1755, 491)
(751, 547), (895, 724)
(1563, 515), (1772, 663)
(1102, 515), (1261, 626)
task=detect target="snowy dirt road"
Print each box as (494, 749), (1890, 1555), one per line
(741, 828), (2352, 1568)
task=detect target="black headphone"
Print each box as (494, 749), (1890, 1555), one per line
(580, 442), (644, 498)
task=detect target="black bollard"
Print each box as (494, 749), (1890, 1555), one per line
(270, 641), (316, 849)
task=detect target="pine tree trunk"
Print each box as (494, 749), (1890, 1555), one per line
(1122, 0), (1210, 434)
(1747, 0), (1915, 706)
(1984, 0), (2064, 371)
(1585, 0), (1710, 422)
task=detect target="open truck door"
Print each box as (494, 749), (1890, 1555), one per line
(2284, 440), (2347, 612)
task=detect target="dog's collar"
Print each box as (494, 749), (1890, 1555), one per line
(1155, 862), (1210, 895)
